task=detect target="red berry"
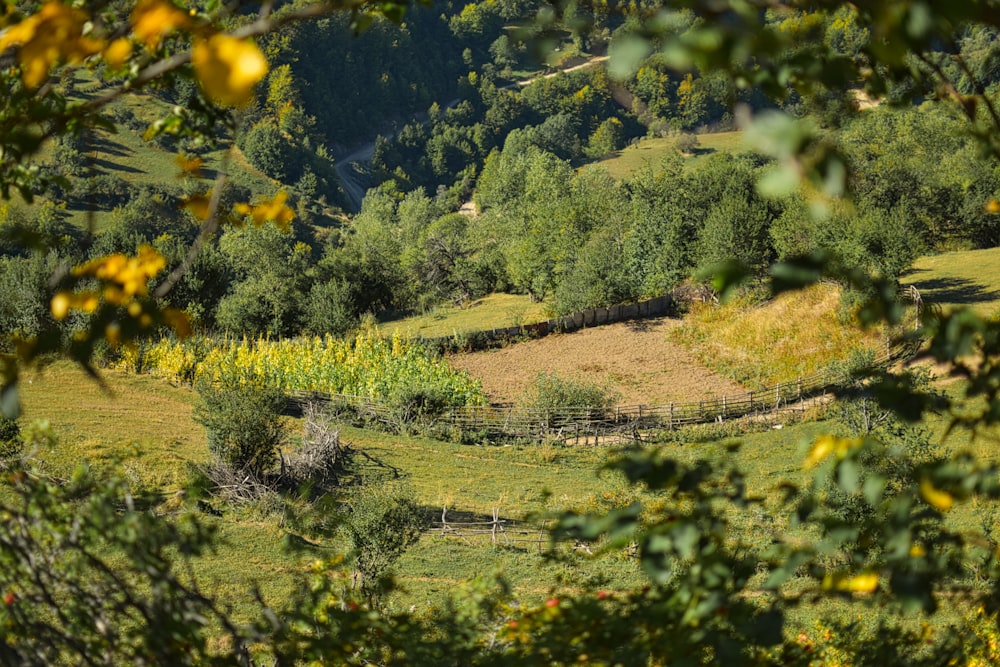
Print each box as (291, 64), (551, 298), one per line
(3, 592), (14, 605)
(545, 598), (559, 608)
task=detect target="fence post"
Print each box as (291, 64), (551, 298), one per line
(669, 403), (673, 429)
(749, 391), (754, 414)
(722, 396), (727, 419)
(775, 385), (780, 409)
(798, 378), (802, 402)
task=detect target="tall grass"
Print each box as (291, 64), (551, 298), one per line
(669, 283), (888, 389)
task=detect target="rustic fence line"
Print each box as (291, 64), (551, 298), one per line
(417, 294), (675, 353)
(287, 340), (916, 442)
(426, 507), (553, 552)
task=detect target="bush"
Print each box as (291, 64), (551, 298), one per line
(0, 414), (20, 459)
(521, 372), (620, 428)
(523, 372), (619, 412)
(342, 482), (425, 603)
(193, 380), (287, 478)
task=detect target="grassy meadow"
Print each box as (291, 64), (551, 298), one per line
(379, 293), (549, 338)
(596, 130), (745, 180)
(14, 244), (1000, 637)
(668, 282), (891, 389)
(902, 246), (1000, 317)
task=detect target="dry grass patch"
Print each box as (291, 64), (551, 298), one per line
(448, 317), (749, 405)
(669, 283), (889, 389)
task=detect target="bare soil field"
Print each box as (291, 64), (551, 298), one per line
(449, 317), (749, 405)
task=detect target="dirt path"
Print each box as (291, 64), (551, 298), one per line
(449, 317), (749, 405)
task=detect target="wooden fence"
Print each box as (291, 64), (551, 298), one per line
(428, 507), (552, 552)
(287, 341), (916, 443)
(418, 294), (675, 353)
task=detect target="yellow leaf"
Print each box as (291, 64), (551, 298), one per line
(103, 38), (133, 69)
(0, 1), (103, 88)
(920, 478), (954, 512)
(233, 191), (295, 230)
(822, 570), (878, 593)
(50, 292), (71, 321)
(131, 0), (190, 50)
(805, 434), (857, 468)
(192, 34), (268, 106)
(175, 154), (203, 177)
(183, 193), (212, 220)
(986, 198), (1000, 214)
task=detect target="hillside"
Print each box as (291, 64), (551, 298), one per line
(902, 247), (1000, 317)
(449, 316), (748, 405)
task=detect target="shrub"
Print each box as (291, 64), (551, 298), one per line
(193, 380), (287, 478)
(0, 414), (20, 459)
(523, 372), (619, 413)
(341, 482), (425, 603)
(521, 372), (620, 428)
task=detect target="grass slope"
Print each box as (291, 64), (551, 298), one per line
(380, 293), (549, 339)
(902, 246), (1000, 317)
(16, 362), (641, 615)
(669, 283), (890, 389)
(596, 130), (745, 180)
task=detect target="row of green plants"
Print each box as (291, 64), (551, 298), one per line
(119, 324), (488, 409)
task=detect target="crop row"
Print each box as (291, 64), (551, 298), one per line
(122, 327), (488, 408)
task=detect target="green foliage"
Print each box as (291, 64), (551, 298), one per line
(0, 413), (19, 458)
(0, 458), (249, 665)
(193, 380), (287, 477)
(341, 482), (425, 602)
(522, 372), (619, 416)
(238, 120), (299, 182)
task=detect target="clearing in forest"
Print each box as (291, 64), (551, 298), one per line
(448, 317), (748, 405)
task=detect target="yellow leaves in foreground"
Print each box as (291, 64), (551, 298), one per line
(192, 34), (268, 106)
(822, 570), (879, 594)
(0, 1), (102, 88)
(50, 246), (190, 343)
(804, 434), (860, 468)
(1, 0), (267, 106)
(920, 477), (955, 512)
(51, 245), (165, 321)
(130, 0), (190, 50)
(234, 191), (295, 230)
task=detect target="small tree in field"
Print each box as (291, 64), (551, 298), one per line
(193, 381), (287, 478)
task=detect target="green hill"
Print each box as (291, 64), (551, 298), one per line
(902, 247), (1000, 317)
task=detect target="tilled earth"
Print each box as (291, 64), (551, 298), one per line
(448, 317), (749, 405)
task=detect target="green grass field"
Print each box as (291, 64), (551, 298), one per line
(379, 293), (550, 339)
(902, 246), (1000, 317)
(596, 130), (745, 180)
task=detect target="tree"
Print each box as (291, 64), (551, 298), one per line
(194, 380), (287, 478)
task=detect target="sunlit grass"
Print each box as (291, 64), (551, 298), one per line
(902, 246), (1000, 317)
(669, 283), (889, 389)
(380, 293), (550, 339)
(596, 130), (745, 180)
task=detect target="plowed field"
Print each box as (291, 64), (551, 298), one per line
(448, 317), (749, 405)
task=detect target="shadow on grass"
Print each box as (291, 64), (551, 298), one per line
(907, 275), (1000, 306)
(91, 158), (144, 174)
(90, 136), (133, 158)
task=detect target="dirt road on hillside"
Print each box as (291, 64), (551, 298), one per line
(449, 317), (749, 405)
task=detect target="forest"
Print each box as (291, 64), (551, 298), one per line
(4, 0), (1000, 665)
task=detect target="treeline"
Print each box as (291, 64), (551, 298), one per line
(2, 100), (996, 346)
